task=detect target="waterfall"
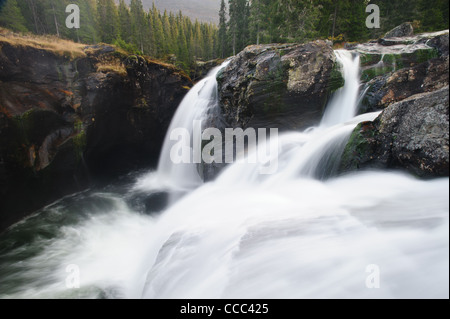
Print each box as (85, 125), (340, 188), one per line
(216, 51), (379, 185)
(321, 50), (362, 128)
(154, 60), (230, 191)
(0, 51), (448, 300)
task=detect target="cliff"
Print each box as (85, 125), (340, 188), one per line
(0, 28), (191, 230)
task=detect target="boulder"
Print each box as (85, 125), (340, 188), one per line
(427, 32), (449, 57)
(384, 22), (414, 39)
(340, 87), (449, 178)
(217, 41), (339, 131)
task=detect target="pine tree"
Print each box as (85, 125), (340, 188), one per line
(218, 0), (227, 58)
(228, 0), (237, 55)
(152, 4), (165, 57)
(418, 0), (449, 31)
(118, 0), (132, 43)
(177, 22), (189, 70)
(97, 0), (119, 43)
(249, 0), (263, 45)
(0, 0), (28, 32)
(162, 10), (173, 55)
(228, 0), (250, 54)
(130, 0), (146, 53)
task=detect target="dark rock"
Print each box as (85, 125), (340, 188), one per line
(384, 22), (414, 39)
(377, 38), (415, 46)
(360, 56), (449, 112)
(427, 32), (449, 57)
(359, 48), (440, 82)
(344, 43), (358, 50)
(0, 39), (191, 231)
(217, 41), (338, 131)
(190, 59), (224, 81)
(341, 87), (449, 178)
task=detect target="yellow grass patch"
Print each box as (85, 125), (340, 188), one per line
(0, 27), (86, 59)
(96, 62), (127, 76)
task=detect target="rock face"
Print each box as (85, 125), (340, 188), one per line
(353, 31), (449, 113)
(341, 28), (449, 178)
(354, 30), (447, 84)
(361, 55), (449, 113)
(0, 38), (191, 230)
(340, 87), (449, 178)
(190, 58), (224, 82)
(217, 41), (339, 131)
(384, 22), (414, 39)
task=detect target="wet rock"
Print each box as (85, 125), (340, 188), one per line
(217, 41), (338, 132)
(360, 55), (449, 112)
(190, 59), (224, 81)
(352, 30), (448, 83)
(427, 32), (449, 57)
(384, 22), (414, 39)
(341, 87), (449, 178)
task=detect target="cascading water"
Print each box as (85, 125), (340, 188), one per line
(320, 50), (362, 128)
(0, 51), (448, 299)
(139, 61), (230, 191)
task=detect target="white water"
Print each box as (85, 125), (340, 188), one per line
(154, 61), (230, 191)
(321, 50), (362, 127)
(0, 52), (448, 299)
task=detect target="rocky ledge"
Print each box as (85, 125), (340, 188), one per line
(341, 25), (449, 178)
(340, 87), (449, 177)
(217, 41), (341, 131)
(0, 29), (191, 230)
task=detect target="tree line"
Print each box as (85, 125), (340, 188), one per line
(0, 0), (218, 72)
(1, 0), (448, 67)
(218, 0), (449, 58)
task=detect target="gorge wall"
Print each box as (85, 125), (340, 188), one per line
(0, 30), (191, 229)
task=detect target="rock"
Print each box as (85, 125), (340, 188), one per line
(217, 41), (338, 131)
(384, 22), (414, 39)
(377, 38), (415, 47)
(341, 87), (449, 178)
(190, 59), (224, 81)
(0, 36), (191, 230)
(360, 55), (449, 112)
(352, 30), (448, 83)
(359, 48), (440, 82)
(427, 32), (449, 57)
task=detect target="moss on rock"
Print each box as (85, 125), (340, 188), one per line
(72, 130), (87, 162)
(340, 122), (376, 171)
(329, 62), (345, 93)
